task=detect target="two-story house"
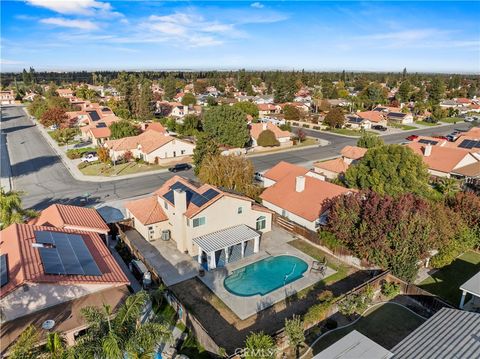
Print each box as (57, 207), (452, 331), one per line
(125, 176), (272, 270)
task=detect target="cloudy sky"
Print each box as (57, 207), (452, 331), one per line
(1, 1), (479, 73)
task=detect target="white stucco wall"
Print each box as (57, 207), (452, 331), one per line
(0, 282), (115, 322)
(262, 200), (317, 231)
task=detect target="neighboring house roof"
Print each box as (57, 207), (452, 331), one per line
(313, 330), (393, 359)
(357, 111), (385, 123)
(29, 204), (110, 233)
(105, 131), (182, 154)
(451, 162), (480, 178)
(314, 158), (349, 175)
(257, 103), (277, 111)
(263, 161), (309, 182)
(0, 223), (129, 299)
(340, 145), (368, 160)
(460, 270), (480, 297)
(125, 196), (168, 225)
(260, 164), (352, 222)
(250, 122), (291, 140)
(407, 142), (478, 173)
(456, 97), (471, 104)
(145, 122), (167, 134)
(154, 176), (256, 219)
(89, 126), (111, 139)
(392, 308), (480, 359)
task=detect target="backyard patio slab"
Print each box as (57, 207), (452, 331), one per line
(199, 226), (336, 320)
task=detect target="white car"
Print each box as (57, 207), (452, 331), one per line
(81, 154), (99, 163)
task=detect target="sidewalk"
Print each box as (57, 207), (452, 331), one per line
(0, 131), (13, 191)
(25, 108), (172, 183)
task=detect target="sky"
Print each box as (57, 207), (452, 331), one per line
(1, 1), (479, 73)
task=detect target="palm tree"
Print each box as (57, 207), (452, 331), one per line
(438, 178), (461, 197)
(42, 332), (66, 359)
(74, 291), (171, 359)
(8, 325), (40, 359)
(0, 188), (38, 229)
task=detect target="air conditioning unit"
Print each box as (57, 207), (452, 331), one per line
(161, 230), (171, 241)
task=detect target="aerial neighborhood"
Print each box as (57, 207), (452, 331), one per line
(1, 1), (480, 358)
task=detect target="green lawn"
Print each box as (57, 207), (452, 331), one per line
(388, 122), (418, 131)
(419, 251), (480, 305)
(440, 117), (463, 124)
(79, 161), (166, 176)
(311, 303), (425, 354)
(416, 120), (439, 126)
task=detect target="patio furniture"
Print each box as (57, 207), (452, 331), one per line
(311, 257), (327, 275)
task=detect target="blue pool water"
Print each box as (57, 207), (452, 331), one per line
(224, 255), (308, 296)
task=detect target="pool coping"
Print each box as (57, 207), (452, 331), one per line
(223, 254), (309, 297)
(198, 242), (337, 320)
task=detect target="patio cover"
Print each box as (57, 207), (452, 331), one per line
(192, 224), (259, 253)
(460, 270), (480, 297)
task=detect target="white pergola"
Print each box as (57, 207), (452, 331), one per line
(460, 271), (480, 310)
(193, 224), (260, 270)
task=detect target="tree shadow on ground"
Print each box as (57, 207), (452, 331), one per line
(10, 156), (61, 177)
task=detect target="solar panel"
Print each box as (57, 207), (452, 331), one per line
(163, 182), (220, 207)
(34, 231), (102, 276)
(418, 139), (438, 145)
(191, 194), (208, 207)
(203, 189), (220, 200)
(458, 140), (476, 149)
(0, 254), (8, 287)
(96, 122), (107, 128)
(87, 110), (101, 121)
(163, 190), (175, 204)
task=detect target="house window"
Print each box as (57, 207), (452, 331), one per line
(193, 217), (206, 228)
(256, 216), (266, 231)
(237, 207), (243, 214)
(181, 150), (186, 155)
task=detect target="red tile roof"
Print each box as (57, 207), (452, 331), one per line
(0, 224), (129, 299)
(260, 166), (352, 221)
(250, 122), (291, 140)
(357, 111), (385, 123)
(257, 104), (277, 111)
(407, 142), (478, 173)
(145, 122), (167, 134)
(125, 196), (168, 225)
(340, 145), (368, 160)
(263, 161), (309, 182)
(29, 204), (109, 233)
(89, 127), (111, 139)
(105, 131), (176, 154)
(314, 158), (349, 174)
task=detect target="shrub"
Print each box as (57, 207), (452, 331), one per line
(313, 126), (321, 130)
(430, 226), (477, 268)
(257, 129), (280, 147)
(302, 124), (310, 128)
(318, 231), (344, 252)
(123, 150), (134, 162)
(317, 290), (334, 302)
(303, 301), (332, 325)
(66, 147), (96, 159)
(381, 281), (400, 298)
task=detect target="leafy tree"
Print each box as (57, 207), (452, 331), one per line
(163, 75), (177, 100)
(50, 128), (78, 146)
(8, 325), (40, 359)
(180, 114), (202, 136)
(192, 133), (220, 175)
(344, 144), (430, 196)
(76, 85), (99, 100)
(43, 332), (67, 359)
(284, 315), (305, 358)
(274, 76), (295, 103)
(134, 80), (154, 122)
(356, 131), (384, 148)
(283, 105), (301, 122)
(428, 78), (445, 105)
(74, 291), (170, 359)
(233, 101), (259, 119)
(323, 107), (345, 128)
(39, 107), (68, 128)
(295, 128), (306, 142)
(198, 155), (260, 198)
(194, 80), (208, 94)
(97, 146), (110, 163)
(203, 106), (250, 148)
(181, 92), (197, 106)
(397, 80), (411, 103)
(0, 188), (38, 229)
(109, 120), (140, 139)
(244, 332), (276, 359)
(437, 178), (461, 197)
(257, 129), (280, 147)
(467, 83), (477, 98)
(206, 96), (218, 106)
(360, 83), (387, 108)
(28, 97), (49, 118)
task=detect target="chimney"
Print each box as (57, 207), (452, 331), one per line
(424, 144), (432, 157)
(295, 176), (305, 192)
(173, 189), (187, 213)
(262, 122), (268, 131)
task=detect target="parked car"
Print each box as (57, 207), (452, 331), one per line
(446, 133), (460, 142)
(406, 135), (418, 141)
(49, 124), (59, 130)
(81, 153), (99, 163)
(372, 125), (387, 131)
(168, 163), (191, 172)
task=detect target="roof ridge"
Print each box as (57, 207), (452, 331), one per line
(53, 204), (66, 226)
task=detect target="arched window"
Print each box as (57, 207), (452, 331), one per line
(256, 216), (266, 231)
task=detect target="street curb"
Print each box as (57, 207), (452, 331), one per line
(246, 141), (325, 158)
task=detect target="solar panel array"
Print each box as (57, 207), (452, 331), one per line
(87, 110), (101, 122)
(458, 139), (480, 149)
(96, 122), (107, 128)
(0, 254), (8, 287)
(34, 231), (102, 276)
(418, 139), (439, 145)
(163, 181), (220, 207)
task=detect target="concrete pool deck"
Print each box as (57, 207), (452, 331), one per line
(199, 226), (336, 320)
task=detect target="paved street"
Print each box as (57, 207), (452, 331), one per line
(0, 105), (472, 210)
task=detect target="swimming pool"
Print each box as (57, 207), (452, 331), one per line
(223, 255), (308, 296)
